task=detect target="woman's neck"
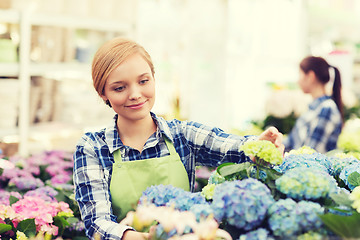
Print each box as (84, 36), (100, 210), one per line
(116, 115), (157, 152)
(310, 84), (326, 99)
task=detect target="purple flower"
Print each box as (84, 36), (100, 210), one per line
(8, 176), (44, 190)
(0, 190), (22, 205)
(24, 186), (59, 202)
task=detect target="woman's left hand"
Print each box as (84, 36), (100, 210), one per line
(259, 126), (285, 156)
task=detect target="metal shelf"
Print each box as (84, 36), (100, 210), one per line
(0, 9), (131, 33)
(0, 62), (90, 77)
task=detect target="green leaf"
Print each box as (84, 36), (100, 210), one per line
(17, 219), (36, 237)
(348, 172), (360, 187)
(53, 216), (70, 236)
(217, 162), (252, 180)
(9, 195), (19, 205)
(0, 168), (3, 176)
(319, 211), (360, 238)
(0, 223), (12, 234)
(216, 162), (236, 175)
(329, 190), (354, 208)
(261, 167), (282, 181)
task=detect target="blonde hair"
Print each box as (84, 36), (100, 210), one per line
(92, 37), (155, 98)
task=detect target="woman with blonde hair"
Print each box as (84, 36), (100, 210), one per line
(73, 37), (284, 240)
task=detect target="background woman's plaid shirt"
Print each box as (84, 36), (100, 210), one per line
(284, 95), (342, 153)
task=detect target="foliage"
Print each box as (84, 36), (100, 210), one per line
(0, 151), (85, 239)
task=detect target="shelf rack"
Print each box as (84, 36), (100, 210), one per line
(0, 8), (132, 156)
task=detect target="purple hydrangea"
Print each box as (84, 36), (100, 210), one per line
(0, 190), (22, 205)
(275, 153), (333, 175)
(24, 186), (59, 202)
(275, 167), (338, 200)
(8, 176), (44, 190)
(267, 198), (324, 238)
(211, 179), (274, 231)
(238, 228), (275, 240)
(339, 162), (360, 190)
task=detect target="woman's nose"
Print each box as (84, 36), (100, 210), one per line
(129, 86), (141, 100)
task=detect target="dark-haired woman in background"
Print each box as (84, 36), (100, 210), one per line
(283, 56), (343, 153)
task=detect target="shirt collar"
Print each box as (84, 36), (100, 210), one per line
(309, 95), (331, 110)
(105, 112), (174, 153)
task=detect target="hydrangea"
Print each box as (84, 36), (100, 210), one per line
(339, 163), (360, 190)
(139, 185), (186, 206)
(349, 186), (360, 213)
(201, 183), (216, 200)
(139, 185), (207, 212)
(297, 231), (324, 240)
(267, 198), (324, 238)
(238, 228), (275, 240)
(274, 152), (334, 175)
(337, 130), (360, 153)
(208, 170), (225, 185)
(189, 204), (213, 222)
(0, 190), (22, 205)
(211, 179), (274, 231)
(275, 167), (338, 200)
(249, 166), (267, 182)
(329, 153), (359, 177)
(287, 146), (316, 155)
(239, 140), (283, 165)
(166, 191), (208, 212)
(8, 176), (44, 190)
(24, 186), (59, 202)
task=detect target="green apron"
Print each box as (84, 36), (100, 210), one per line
(109, 137), (190, 220)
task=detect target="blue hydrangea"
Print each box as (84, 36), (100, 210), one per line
(275, 153), (334, 175)
(238, 228), (275, 240)
(329, 154), (359, 177)
(166, 191), (208, 211)
(211, 179), (274, 231)
(267, 198), (324, 238)
(189, 203), (213, 222)
(208, 170), (225, 185)
(249, 166), (267, 182)
(138, 184), (207, 212)
(339, 162), (360, 190)
(139, 184), (187, 206)
(275, 167), (338, 200)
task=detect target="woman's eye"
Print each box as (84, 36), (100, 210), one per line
(114, 86), (125, 91)
(140, 79), (149, 84)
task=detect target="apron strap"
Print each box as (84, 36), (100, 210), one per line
(113, 136), (177, 163)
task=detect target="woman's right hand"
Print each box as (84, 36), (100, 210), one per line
(122, 230), (149, 240)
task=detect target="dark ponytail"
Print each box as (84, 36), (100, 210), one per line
(300, 56), (344, 122)
(330, 66), (344, 121)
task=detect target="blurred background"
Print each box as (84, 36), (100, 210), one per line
(0, 0), (359, 156)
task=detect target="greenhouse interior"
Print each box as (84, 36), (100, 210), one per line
(1, 0), (360, 239)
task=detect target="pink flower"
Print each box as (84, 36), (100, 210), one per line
(0, 159), (15, 169)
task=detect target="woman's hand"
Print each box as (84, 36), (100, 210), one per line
(122, 226), (156, 240)
(122, 230), (149, 240)
(259, 126), (285, 156)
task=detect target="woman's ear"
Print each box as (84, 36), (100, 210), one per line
(307, 70), (316, 82)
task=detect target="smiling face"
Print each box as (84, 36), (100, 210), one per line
(101, 53), (155, 123)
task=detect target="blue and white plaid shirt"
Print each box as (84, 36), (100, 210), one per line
(284, 95), (342, 153)
(73, 112), (255, 240)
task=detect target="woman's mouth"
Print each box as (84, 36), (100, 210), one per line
(126, 101), (146, 109)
